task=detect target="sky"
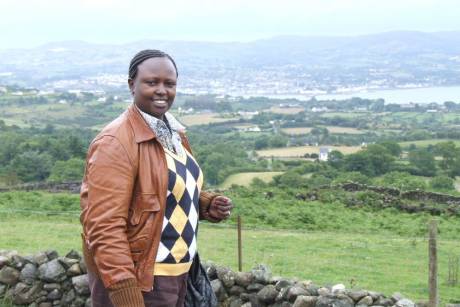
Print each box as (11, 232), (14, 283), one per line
(0, 0), (459, 50)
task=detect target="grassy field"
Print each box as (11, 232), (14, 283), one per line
(281, 126), (367, 135)
(219, 171), (284, 189)
(256, 145), (362, 158)
(319, 112), (365, 118)
(269, 107), (305, 114)
(398, 139), (460, 148)
(177, 113), (238, 126)
(455, 177), (460, 192)
(1, 213), (459, 303)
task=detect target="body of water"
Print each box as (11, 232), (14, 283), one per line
(247, 86), (460, 104)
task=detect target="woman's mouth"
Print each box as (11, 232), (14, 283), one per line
(152, 100), (167, 107)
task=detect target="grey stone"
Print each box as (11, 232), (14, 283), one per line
(65, 249), (81, 260)
(391, 292), (404, 302)
(39, 303), (53, 307)
(216, 266), (236, 288)
(348, 290), (369, 302)
(45, 250), (59, 260)
(29, 302), (38, 307)
(85, 297), (92, 307)
(71, 295), (87, 307)
(38, 259), (66, 282)
(257, 285), (278, 303)
(395, 299), (415, 307)
(34, 252), (49, 265)
(229, 285), (246, 296)
(287, 286), (310, 302)
(52, 299), (61, 306)
(67, 263), (82, 276)
(247, 283), (264, 292)
(251, 264), (272, 284)
(0, 284), (6, 296)
(273, 302), (293, 307)
(293, 295), (317, 307)
(235, 272), (253, 287)
(275, 279), (294, 291)
(61, 289), (76, 305)
(11, 255), (28, 269)
(58, 257), (79, 269)
(203, 261), (217, 280)
(241, 303), (252, 307)
(305, 284), (319, 296)
(211, 279), (226, 302)
(316, 295), (354, 307)
(79, 259), (87, 274)
(317, 287), (331, 296)
(12, 281), (43, 305)
(357, 295), (374, 306)
(20, 263), (38, 284)
(0, 255), (10, 267)
(375, 298), (393, 306)
(229, 297), (244, 307)
(332, 283), (346, 294)
(47, 289), (62, 300)
(368, 291), (381, 301)
(0, 266), (20, 285)
(240, 292), (251, 302)
(72, 274), (90, 295)
(43, 283), (61, 291)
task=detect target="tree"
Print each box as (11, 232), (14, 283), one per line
(379, 141), (402, 157)
(9, 151), (53, 182)
(408, 149), (437, 176)
(430, 176), (454, 191)
(47, 158), (85, 182)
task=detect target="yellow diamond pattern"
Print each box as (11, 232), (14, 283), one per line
(169, 206), (188, 234)
(170, 236), (188, 263)
(171, 175), (185, 201)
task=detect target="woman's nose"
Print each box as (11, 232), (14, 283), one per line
(155, 84), (167, 95)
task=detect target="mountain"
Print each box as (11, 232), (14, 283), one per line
(1, 31), (460, 92)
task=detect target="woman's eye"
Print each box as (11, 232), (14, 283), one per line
(147, 81), (156, 85)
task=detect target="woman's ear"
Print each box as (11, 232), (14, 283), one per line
(128, 78), (134, 95)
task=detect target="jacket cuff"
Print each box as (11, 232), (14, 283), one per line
(108, 278), (144, 307)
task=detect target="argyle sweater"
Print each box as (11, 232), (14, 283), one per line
(154, 144), (204, 276)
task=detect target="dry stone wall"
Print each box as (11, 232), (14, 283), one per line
(0, 250), (427, 307)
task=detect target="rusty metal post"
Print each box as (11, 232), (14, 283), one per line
(428, 219), (438, 307)
(237, 215), (242, 272)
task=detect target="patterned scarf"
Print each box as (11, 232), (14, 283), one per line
(136, 106), (185, 155)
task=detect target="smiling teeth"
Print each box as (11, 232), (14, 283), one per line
(155, 100), (166, 105)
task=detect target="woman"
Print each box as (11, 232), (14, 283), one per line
(80, 49), (233, 307)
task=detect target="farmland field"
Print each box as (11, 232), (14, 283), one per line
(219, 171), (284, 188)
(177, 113), (238, 126)
(281, 127), (313, 135)
(256, 145), (362, 158)
(281, 126), (367, 135)
(1, 213), (459, 303)
(398, 139), (460, 148)
(269, 107), (305, 114)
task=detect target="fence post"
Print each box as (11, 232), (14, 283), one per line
(237, 215), (242, 272)
(428, 219), (438, 307)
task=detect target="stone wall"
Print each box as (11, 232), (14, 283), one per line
(0, 250), (423, 307)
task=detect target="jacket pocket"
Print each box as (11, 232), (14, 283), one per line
(129, 193), (161, 226)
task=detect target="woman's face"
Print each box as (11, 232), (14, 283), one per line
(129, 57), (177, 119)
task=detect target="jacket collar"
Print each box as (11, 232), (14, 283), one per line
(127, 104), (186, 144)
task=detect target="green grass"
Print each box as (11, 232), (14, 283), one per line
(1, 214), (460, 303)
(219, 172), (284, 189)
(398, 139), (460, 148)
(1, 191), (460, 303)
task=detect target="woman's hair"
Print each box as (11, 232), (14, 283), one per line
(128, 49), (178, 79)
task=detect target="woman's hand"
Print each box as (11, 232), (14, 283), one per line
(208, 196), (233, 220)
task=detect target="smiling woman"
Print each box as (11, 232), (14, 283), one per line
(80, 49), (232, 307)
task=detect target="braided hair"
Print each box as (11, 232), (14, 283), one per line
(128, 49), (178, 80)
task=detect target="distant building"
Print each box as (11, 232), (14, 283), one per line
(319, 147), (331, 161)
(311, 107), (328, 113)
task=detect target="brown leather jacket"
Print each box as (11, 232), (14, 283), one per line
(80, 105), (219, 296)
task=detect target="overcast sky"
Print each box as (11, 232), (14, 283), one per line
(1, 0), (459, 50)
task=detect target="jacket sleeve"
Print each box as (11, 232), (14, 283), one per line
(82, 136), (143, 305)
